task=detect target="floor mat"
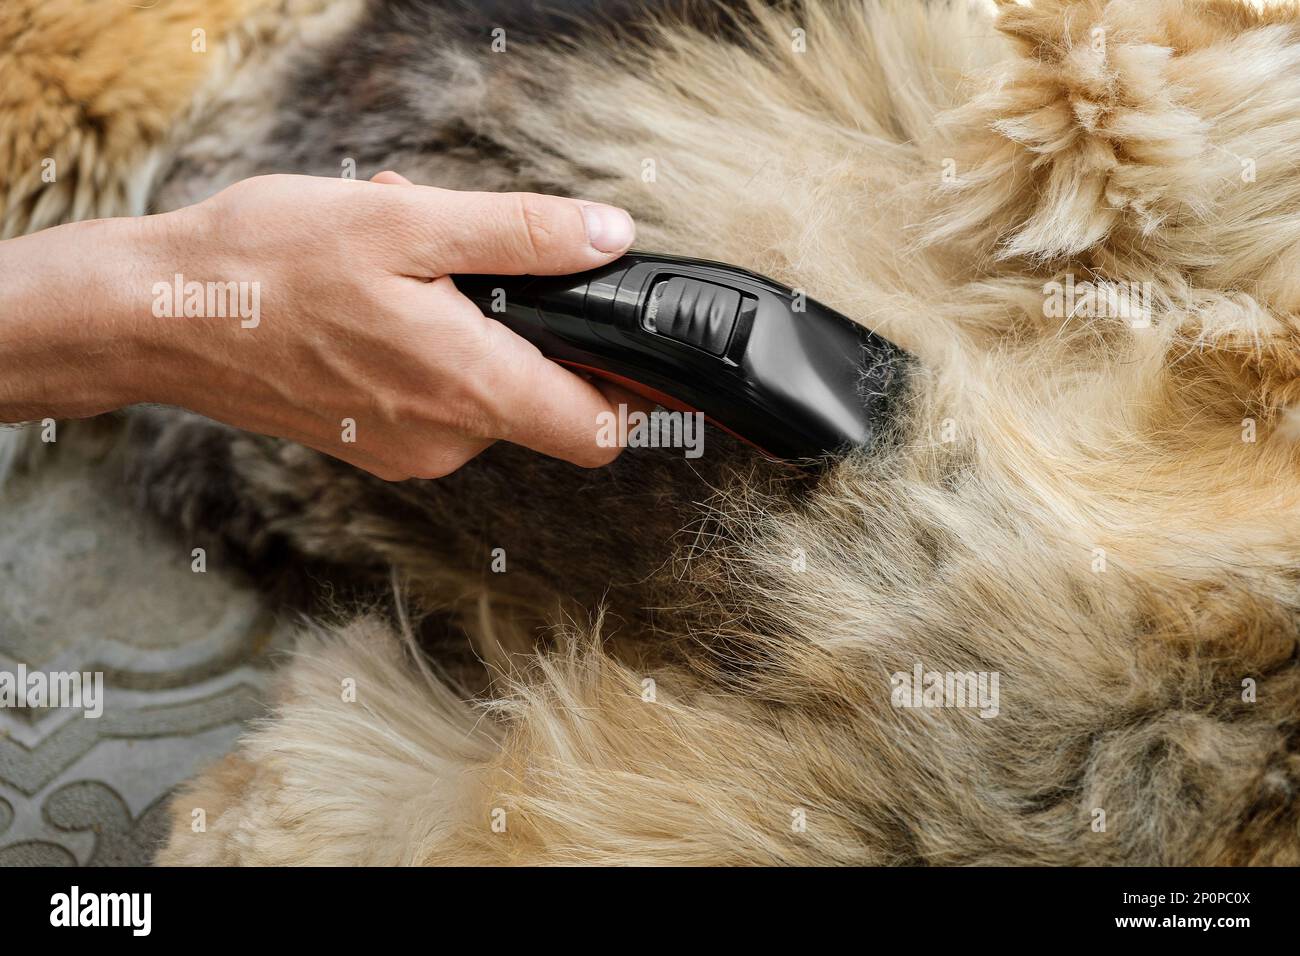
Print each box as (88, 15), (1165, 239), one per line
(0, 424), (284, 865)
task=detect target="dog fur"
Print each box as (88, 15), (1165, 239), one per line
(0, 0), (368, 238)
(17, 0), (1300, 864)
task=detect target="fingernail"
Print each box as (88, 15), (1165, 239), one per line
(582, 204), (635, 253)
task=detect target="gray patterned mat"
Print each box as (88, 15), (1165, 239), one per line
(0, 425), (286, 865)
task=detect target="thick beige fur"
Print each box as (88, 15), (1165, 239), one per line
(145, 0), (1300, 864)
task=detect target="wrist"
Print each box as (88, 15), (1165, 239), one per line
(52, 206), (222, 413)
(0, 215), (163, 420)
(102, 208), (202, 409)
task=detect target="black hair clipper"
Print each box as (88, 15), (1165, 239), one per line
(454, 253), (904, 461)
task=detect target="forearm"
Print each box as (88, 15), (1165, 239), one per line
(0, 215), (169, 422)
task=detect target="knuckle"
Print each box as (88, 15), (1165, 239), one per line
(576, 440), (622, 468)
(462, 317), (527, 383)
(514, 193), (559, 260)
(373, 466), (411, 483)
(229, 173), (290, 203)
(449, 400), (502, 442)
(408, 447), (471, 480)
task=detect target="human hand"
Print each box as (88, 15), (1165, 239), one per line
(110, 172), (642, 479)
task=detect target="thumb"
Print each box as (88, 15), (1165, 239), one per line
(393, 187), (636, 277)
(369, 175), (636, 276)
